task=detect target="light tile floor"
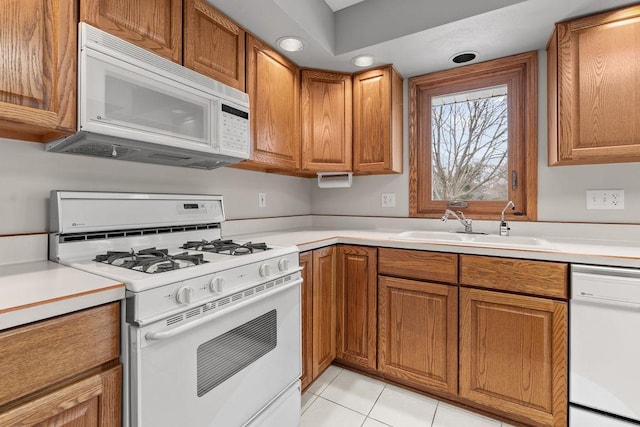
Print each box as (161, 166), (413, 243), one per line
(300, 365), (515, 427)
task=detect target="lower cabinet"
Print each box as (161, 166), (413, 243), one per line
(377, 275), (458, 395)
(299, 251), (314, 390)
(335, 245), (377, 370)
(459, 287), (568, 427)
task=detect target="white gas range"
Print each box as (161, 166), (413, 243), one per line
(49, 191), (302, 427)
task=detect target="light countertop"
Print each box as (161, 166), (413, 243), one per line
(0, 261), (124, 330)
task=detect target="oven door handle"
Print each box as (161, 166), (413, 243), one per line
(144, 278), (302, 342)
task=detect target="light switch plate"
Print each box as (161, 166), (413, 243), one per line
(586, 189), (624, 210)
(258, 192), (266, 208)
(381, 193), (396, 208)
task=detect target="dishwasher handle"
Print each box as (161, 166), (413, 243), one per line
(572, 270), (640, 307)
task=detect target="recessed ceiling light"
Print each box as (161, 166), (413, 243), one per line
(351, 55), (375, 67)
(277, 36), (304, 52)
(450, 51), (478, 64)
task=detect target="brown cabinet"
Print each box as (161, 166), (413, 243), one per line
(299, 251), (314, 390)
(0, 0), (76, 142)
(548, 5), (640, 165)
(0, 302), (122, 425)
(184, 0), (245, 91)
(81, 0), (182, 63)
(353, 65), (403, 174)
(459, 288), (567, 426)
(239, 34), (301, 171)
(335, 245), (377, 370)
(378, 276), (458, 395)
(301, 70), (353, 172)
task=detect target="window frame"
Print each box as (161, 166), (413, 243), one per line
(409, 51), (538, 220)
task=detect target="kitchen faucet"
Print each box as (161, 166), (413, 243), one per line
(499, 201), (516, 236)
(441, 209), (473, 233)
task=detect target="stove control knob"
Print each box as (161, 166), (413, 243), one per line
(209, 277), (224, 293)
(278, 258), (289, 272)
(176, 286), (194, 305)
(259, 264), (272, 278)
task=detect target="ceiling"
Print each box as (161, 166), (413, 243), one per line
(208, 0), (637, 78)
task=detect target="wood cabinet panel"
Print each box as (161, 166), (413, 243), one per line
(312, 246), (337, 377)
(0, 365), (122, 426)
(353, 65), (403, 174)
(242, 34), (300, 171)
(301, 70), (352, 172)
(336, 245), (377, 370)
(81, 0), (182, 62)
(378, 248), (458, 283)
(378, 276), (457, 395)
(0, 0), (76, 142)
(548, 5), (640, 165)
(0, 303), (120, 406)
(184, 0), (245, 91)
(299, 251), (314, 390)
(460, 255), (568, 299)
(459, 288), (567, 426)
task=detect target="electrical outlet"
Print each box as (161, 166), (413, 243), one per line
(258, 192), (266, 208)
(586, 189), (624, 210)
(381, 193), (396, 208)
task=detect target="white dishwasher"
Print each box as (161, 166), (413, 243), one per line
(570, 265), (640, 426)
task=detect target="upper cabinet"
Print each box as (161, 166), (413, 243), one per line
(183, 0), (245, 91)
(81, 0), (182, 63)
(0, 0), (77, 142)
(353, 66), (403, 174)
(301, 70), (352, 172)
(241, 34), (301, 171)
(548, 5), (640, 165)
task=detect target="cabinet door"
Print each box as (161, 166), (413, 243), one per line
(0, 0), (76, 142)
(0, 364), (122, 426)
(242, 34), (300, 171)
(301, 70), (352, 172)
(184, 0), (245, 91)
(378, 276), (458, 395)
(299, 251), (314, 390)
(336, 246), (377, 370)
(312, 246), (336, 377)
(353, 66), (403, 174)
(549, 6), (640, 165)
(459, 288), (567, 427)
(81, 0), (182, 62)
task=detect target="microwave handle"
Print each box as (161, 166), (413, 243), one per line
(145, 278), (302, 341)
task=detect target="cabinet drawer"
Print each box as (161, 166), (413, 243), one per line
(379, 248), (457, 283)
(0, 302), (120, 406)
(460, 255), (568, 299)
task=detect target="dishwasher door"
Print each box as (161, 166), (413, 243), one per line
(570, 265), (640, 424)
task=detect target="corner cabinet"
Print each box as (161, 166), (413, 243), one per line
(0, 0), (76, 142)
(81, 0), (182, 62)
(353, 65), (403, 174)
(335, 245), (377, 370)
(183, 0), (245, 91)
(0, 302), (122, 425)
(238, 34), (301, 172)
(548, 5), (640, 165)
(301, 70), (353, 172)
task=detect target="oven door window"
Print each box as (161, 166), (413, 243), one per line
(197, 309), (277, 396)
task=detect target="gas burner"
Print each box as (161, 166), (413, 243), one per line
(181, 239), (270, 255)
(94, 247), (207, 273)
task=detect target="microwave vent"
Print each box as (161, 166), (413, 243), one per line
(66, 141), (139, 158)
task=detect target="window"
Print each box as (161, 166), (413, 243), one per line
(409, 52), (537, 220)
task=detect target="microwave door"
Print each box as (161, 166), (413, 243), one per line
(81, 48), (214, 151)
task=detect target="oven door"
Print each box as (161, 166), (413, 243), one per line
(128, 278), (301, 427)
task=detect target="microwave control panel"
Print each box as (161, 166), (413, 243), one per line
(220, 104), (250, 156)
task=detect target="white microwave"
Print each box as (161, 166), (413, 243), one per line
(47, 23), (250, 170)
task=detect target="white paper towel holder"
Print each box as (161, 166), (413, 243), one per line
(317, 172), (352, 188)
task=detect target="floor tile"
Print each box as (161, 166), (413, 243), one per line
(306, 365), (343, 395)
(299, 396), (366, 427)
(301, 391), (318, 414)
(432, 403), (502, 427)
(319, 369), (385, 415)
(362, 418), (391, 427)
(368, 384), (438, 427)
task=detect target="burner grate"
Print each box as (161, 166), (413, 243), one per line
(181, 239), (270, 256)
(93, 247), (206, 273)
